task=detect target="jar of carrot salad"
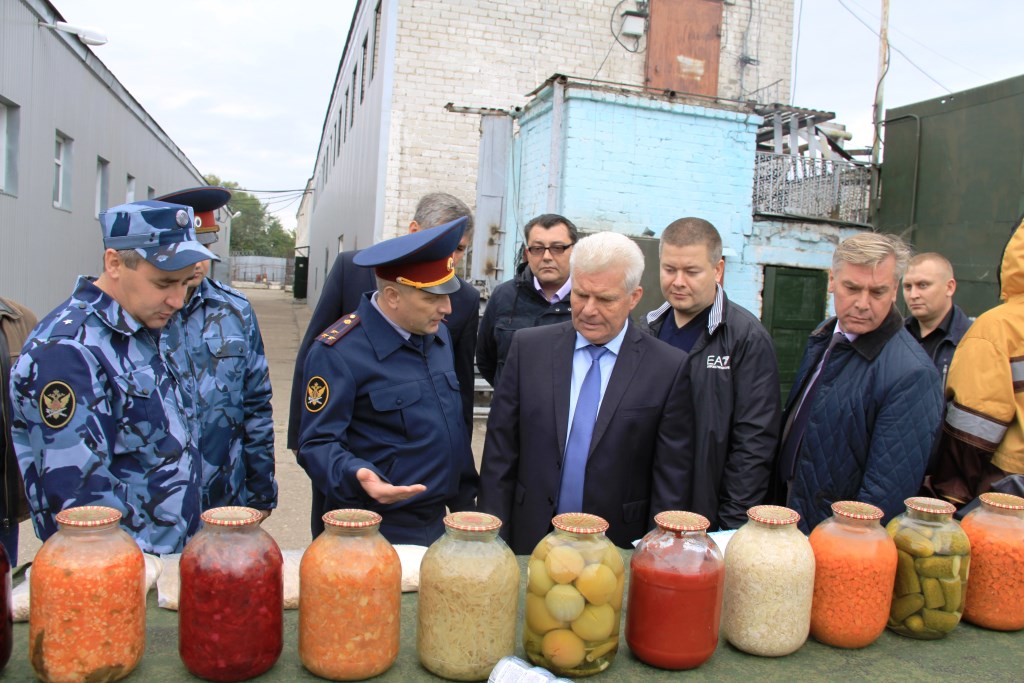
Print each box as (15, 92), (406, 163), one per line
(419, 511), (519, 681)
(961, 492), (1024, 631)
(523, 513), (623, 678)
(179, 506), (283, 681)
(808, 501), (897, 648)
(299, 509), (401, 680)
(30, 506), (145, 683)
(886, 497), (970, 639)
(721, 505), (814, 657)
(626, 511), (724, 670)
(0, 543), (11, 672)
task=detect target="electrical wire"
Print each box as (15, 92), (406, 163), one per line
(792, 0), (804, 104)
(593, 0), (644, 80)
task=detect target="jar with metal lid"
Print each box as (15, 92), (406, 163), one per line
(523, 513), (623, 678)
(0, 544), (11, 672)
(961, 492), (1024, 630)
(626, 511), (724, 669)
(808, 501), (897, 648)
(419, 511), (520, 680)
(299, 509), (401, 679)
(721, 505), (814, 657)
(30, 506), (145, 683)
(887, 496), (970, 639)
(179, 506), (283, 681)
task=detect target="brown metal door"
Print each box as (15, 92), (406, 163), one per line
(645, 0), (722, 97)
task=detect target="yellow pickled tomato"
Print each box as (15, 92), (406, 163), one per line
(528, 558), (555, 596)
(541, 629), (586, 669)
(574, 563), (617, 606)
(601, 545), (625, 577)
(532, 534), (558, 561)
(545, 545), (585, 584)
(608, 572), (625, 611)
(545, 584), (586, 622)
(526, 593), (566, 634)
(578, 539), (607, 565)
(571, 603), (616, 642)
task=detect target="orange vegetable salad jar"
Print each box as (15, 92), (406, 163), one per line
(808, 501), (897, 648)
(30, 506), (145, 683)
(299, 509), (401, 680)
(626, 511), (724, 670)
(961, 492), (1024, 630)
(179, 506), (283, 681)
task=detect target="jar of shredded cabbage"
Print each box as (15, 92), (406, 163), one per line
(523, 513), (624, 678)
(418, 512), (519, 680)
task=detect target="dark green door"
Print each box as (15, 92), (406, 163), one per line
(762, 266), (829, 403)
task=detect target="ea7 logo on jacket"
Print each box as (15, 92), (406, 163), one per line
(706, 355), (731, 370)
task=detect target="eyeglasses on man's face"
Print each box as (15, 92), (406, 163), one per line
(525, 243), (574, 256)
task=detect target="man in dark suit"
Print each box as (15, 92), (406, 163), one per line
(288, 193), (479, 450)
(478, 231), (691, 553)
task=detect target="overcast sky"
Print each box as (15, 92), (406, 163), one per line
(63, 1), (1024, 231)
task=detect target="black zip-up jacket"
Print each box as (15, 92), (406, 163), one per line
(904, 303), (972, 386)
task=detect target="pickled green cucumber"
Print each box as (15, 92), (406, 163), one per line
(895, 528), (935, 557)
(905, 614), (927, 633)
(915, 555), (961, 579)
(959, 555), (970, 582)
(939, 578), (962, 614)
(922, 608), (960, 633)
(921, 578), (944, 609)
(895, 550), (922, 596)
(934, 530), (971, 555)
(891, 593), (926, 622)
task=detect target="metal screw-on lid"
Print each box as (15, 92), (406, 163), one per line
(552, 512), (609, 535)
(323, 508), (382, 528)
(832, 501), (884, 520)
(978, 492), (1024, 510)
(443, 511), (502, 532)
(904, 497), (956, 515)
(747, 505), (800, 526)
(55, 506), (121, 527)
(201, 506), (261, 527)
(655, 511), (710, 532)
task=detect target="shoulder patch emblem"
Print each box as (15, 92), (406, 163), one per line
(317, 313), (360, 346)
(40, 380), (76, 429)
(305, 376), (330, 413)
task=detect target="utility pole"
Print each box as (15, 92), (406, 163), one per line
(871, 0), (890, 166)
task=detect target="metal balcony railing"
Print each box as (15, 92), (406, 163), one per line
(753, 152), (872, 225)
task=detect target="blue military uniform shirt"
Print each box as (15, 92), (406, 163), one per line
(9, 277), (202, 554)
(163, 277), (277, 511)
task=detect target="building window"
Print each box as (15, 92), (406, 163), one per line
(0, 98), (20, 195)
(95, 157), (110, 217)
(343, 89), (349, 142)
(125, 174), (136, 203)
(372, 1), (381, 80)
(335, 112), (342, 156)
(53, 132), (73, 209)
(361, 37), (368, 102)
(351, 66), (358, 126)
(147, 186), (155, 199)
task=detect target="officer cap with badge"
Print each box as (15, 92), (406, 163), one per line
(100, 199), (219, 270)
(353, 216), (467, 295)
(156, 186), (232, 245)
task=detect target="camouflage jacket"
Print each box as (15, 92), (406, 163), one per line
(9, 277), (202, 554)
(163, 278), (277, 510)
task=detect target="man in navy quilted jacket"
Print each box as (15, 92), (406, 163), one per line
(772, 232), (943, 531)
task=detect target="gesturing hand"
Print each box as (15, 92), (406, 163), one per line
(356, 468), (427, 504)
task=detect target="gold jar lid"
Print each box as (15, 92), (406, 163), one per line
(55, 505), (121, 527)
(201, 506), (261, 527)
(552, 512), (609, 534)
(747, 505), (800, 526)
(832, 501), (884, 520)
(443, 511), (502, 532)
(905, 497), (956, 515)
(323, 508), (383, 528)
(655, 510), (710, 532)
(978, 492), (1024, 510)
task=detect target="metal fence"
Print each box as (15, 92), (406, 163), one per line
(753, 152), (872, 225)
(230, 255), (292, 285)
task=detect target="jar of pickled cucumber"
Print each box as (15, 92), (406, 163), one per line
(30, 506), (145, 683)
(721, 505), (814, 657)
(886, 497), (970, 639)
(626, 511), (723, 669)
(961, 492), (1024, 631)
(0, 543), (11, 672)
(299, 509), (401, 679)
(808, 501), (897, 648)
(179, 506), (283, 681)
(419, 512), (519, 680)
(523, 513), (623, 678)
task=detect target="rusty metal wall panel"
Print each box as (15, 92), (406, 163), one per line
(645, 0), (722, 96)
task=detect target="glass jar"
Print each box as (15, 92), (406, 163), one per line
(523, 513), (623, 678)
(626, 511), (724, 669)
(961, 492), (1024, 630)
(0, 543), (11, 672)
(886, 497), (970, 639)
(721, 505), (814, 657)
(179, 506), (283, 681)
(29, 506), (145, 683)
(418, 512), (520, 680)
(299, 509), (401, 679)
(808, 501), (897, 648)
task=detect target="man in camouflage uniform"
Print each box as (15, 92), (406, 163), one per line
(159, 187), (277, 514)
(9, 200), (217, 554)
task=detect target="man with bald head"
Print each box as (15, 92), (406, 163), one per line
(902, 252), (972, 383)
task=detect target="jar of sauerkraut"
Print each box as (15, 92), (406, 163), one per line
(299, 509), (401, 679)
(418, 512), (519, 680)
(960, 492), (1024, 631)
(523, 513), (623, 678)
(721, 505), (814, 657)
(887, 497), (970, 640)
(179, 506), (283, 681)
(30, 506), (145, 683)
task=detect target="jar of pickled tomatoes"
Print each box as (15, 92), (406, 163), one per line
(808, 501), (897, 648)
(179, 506), (283, 681)
(961, 492), (1024, 630)
(523, 513), (623, 678)
(299, 509), (401, 679)
(419, 512), (519, 680)
(626, 511), (724, 669)
(30, 506), (145, 683)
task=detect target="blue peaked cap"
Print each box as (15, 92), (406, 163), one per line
(100, 200), (219, 271)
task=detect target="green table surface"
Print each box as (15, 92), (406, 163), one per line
(5, 552), (1023, 682)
